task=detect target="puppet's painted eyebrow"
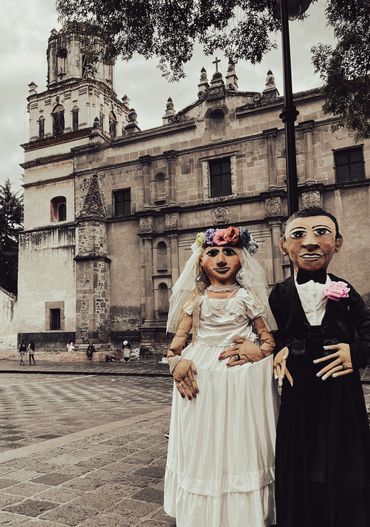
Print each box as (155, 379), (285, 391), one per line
(288, 226), (307, 233)
(312, 224), (333, 231)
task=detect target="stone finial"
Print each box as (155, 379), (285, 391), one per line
(225, 58), (238, 91)
(162, 97), (176, 125)
(79, 174), (106, 219)
(93, 117), (101, 129)
(262, 69), (279, 101)
(198, 67), (209, 98)
(121, 94), (130, 110)
(28, 82), (38, 95)
(265, 69), (276, 89)
(125, 108), (141, 135)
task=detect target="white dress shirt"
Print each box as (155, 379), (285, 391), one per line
(295, 274), (332, 326)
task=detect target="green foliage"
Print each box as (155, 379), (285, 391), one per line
(0, 180), (23, 294)
(56, 0), (368, 138)
(56, 0), (281, 80)
(312, 0), (370, 140)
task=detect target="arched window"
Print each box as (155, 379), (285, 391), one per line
(51, 196), (67, 222)
(157, 242), (168, 271)
(109, 111), (117, 138)
(52, 104), (65, 136)
(158, 283), (169, 315)
(38, 116), (45, 140)
(72, 106), (79, 132)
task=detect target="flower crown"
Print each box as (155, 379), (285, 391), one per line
(195, 226), (258, 255)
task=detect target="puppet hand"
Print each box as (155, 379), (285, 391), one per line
(273, 347), (294, 387)
(219, 336), (264, 367)
(171, 358), (199, 400)
(313, 343), (353, 380)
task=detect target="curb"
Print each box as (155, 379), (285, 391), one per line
(0, 369), (171, 377)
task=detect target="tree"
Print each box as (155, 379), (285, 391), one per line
(312, 0), (369, 140)
(56, 0), (369, 139)
(0, 179), (23, 294)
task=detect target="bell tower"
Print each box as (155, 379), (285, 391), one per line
(26, 26), (128, 145)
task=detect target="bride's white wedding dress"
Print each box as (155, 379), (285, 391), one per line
(164, 288), (278, 527)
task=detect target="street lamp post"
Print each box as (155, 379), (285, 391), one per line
(277, 0), (312, 216)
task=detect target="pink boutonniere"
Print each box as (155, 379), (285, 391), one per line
(323, 281), (350, 301)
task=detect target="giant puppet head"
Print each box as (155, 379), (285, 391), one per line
(281, 206), (343, 273)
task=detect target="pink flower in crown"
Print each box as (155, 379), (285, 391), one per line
(323, 281), (350, 301)
(213, 227), (240, 246)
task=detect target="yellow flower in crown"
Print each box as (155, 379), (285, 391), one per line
(195, 231), (206, 246)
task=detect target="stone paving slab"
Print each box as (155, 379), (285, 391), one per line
(0, 407), (173, 526)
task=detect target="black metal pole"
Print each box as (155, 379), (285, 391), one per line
(279, 0), (299, 216)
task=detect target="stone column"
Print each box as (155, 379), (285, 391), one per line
(299, 120), (315, 183)
(269, 220), (284, 283)
(139, 155), (152, 207)
(263, 128), (279, 189)
(164, 150), (177, 203)
(168, 234), (179, 283)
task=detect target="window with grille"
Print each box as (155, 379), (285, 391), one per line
(209, 157), (232, 197)
(334, 147), (365, 183)
(113, 189), (131, 217)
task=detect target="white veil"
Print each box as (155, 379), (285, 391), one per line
(166, 240), (277, 333)
(166, 242), (202, 334)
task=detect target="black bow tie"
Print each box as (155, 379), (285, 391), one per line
(296, 269), (327, 285)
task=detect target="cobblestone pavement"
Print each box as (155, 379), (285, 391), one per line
(0, 373), (368, 527)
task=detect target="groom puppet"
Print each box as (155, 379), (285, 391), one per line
(269, 206), (370, 527)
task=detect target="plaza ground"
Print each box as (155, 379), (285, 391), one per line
(0, 363), (368, 526)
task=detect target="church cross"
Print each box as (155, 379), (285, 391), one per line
(213, 56), (221, 73)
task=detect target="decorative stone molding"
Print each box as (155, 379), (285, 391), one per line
(265, 196), (282, 217)
(164, 213), (179, 230)
(139, 216), (153, 233)
(211, 206), (229, 224)
(302, 189), (321, 208)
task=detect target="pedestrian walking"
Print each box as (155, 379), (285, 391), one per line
(86, 342), (95, 360)
(27, 340), (36, 365)
(18, 340), (27, 365)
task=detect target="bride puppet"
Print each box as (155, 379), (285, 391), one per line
(164, 226), (278, 527)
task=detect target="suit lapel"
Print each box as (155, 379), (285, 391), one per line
(285, 276), (310, 326)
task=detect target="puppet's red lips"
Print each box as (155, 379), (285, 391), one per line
(215, 267), (230, 273)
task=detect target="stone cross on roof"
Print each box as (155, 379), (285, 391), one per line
(212, 57), (221, 73)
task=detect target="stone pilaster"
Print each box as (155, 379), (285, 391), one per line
(263, 128), (279, 189)
(143, 237), (155, 323)
(299, 120), (315, 183)
(269, 220), (284, 283)
(168, 234), (180, 283)
(164, 150), (177, 203)
(139, 155), (152, 207)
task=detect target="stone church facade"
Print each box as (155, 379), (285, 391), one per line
(12, 26), (370, 352)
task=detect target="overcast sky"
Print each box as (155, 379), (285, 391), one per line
(0, 0), (335, 193)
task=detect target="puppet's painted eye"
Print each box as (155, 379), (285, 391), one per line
(223, 248), (237, 256)
(290, 230), (305, 239)
(314, 227), (332, 236)
(205, 249), (219, 257)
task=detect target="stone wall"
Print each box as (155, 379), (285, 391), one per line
(0, 288), (17, 350)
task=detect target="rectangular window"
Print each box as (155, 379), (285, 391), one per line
(114, 189), (131, 217)
(334, 146), (365, 183)
(50, 309), (61, 331)
(209, 157), (232, 197)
